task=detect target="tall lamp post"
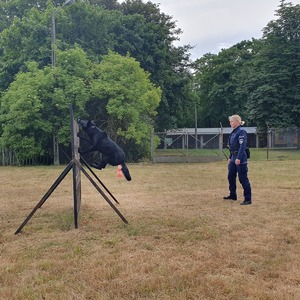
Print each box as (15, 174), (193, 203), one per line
(51, 0), (75, 165)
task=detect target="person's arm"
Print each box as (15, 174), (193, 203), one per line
(237, 130), (247, 160)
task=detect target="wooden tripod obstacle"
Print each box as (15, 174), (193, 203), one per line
(15, 106), (128, 234)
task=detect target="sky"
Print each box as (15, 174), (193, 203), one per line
(148, 0), (300, 59)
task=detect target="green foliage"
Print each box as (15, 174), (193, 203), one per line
(0, 48), (161, 162)
(0, 0), (192, 135)
(50, 47), (92, 143)
(193, 40), (257, 127)
(0, 62), (52, 161)
(1, 0), (299, 164)
(0, 48), (90, 163)
(0, 0), (51, 32)
(0, 4), (53, 90)
(245, 1), (300, 130)
(193, 1), (300, 130)
(90, 51), (162, 160)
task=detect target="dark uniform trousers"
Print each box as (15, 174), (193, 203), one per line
(228, 160), (252, 201)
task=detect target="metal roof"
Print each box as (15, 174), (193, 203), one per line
(164, 127), (257, 135)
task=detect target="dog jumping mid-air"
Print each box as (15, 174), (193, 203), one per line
(77, 119), (132, 181)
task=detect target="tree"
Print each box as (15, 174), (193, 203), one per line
(0, 5), (52, 91)
(118, 0), (193, 130)
(0, 48), (161, 163)
(89, 51), (162, 160)
(0, 47), (91, 164)
(245, 1), (300, 129)
(0, 62), (52, 163)
(0, 1), (192, 132)
(0, 0), (51, 32)
(86, 0), (120, 10)
(193, 40), (257, 127)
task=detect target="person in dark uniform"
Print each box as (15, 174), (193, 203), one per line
(223, 115), (252, 205)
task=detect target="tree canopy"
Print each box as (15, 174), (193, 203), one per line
(245, 0), (300, 129)
(193, 0), (300, 130)
(1, 0), (299, 164)
(0, 47), (161, 163)
(0, 0), (192, 163)
(0, 0), (192, 129)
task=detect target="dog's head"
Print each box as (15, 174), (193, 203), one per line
(77, 119), (96, 130)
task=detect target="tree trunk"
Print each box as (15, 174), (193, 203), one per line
(53, 134), (60, 165)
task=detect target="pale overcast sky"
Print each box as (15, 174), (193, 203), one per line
(149, 0), (300, 59)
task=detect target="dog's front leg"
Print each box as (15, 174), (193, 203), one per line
(77, 134), (90, 144)
(98, 161), (107, 169)
(78, 144), (98, 155)
(78, 134), (93, 154)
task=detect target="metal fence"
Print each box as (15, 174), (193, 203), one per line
(151, 127), (300, 163)
(1, 127), (300, 165)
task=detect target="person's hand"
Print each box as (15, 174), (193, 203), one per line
(235, 159), (241, 165)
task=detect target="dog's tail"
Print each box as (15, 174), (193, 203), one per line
(121, 162), (132, 181)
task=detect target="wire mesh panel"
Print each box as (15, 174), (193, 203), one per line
(151, 127), (300, 162)
(152, 129), (225, 163)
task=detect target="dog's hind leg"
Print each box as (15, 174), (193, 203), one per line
(121, 162), (132, 181)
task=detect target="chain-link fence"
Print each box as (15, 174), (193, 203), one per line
(151, 127), (300, 163)
(151, 128), (225, 163)
(258, 127), (300, 160)
(1, 127), (300, 165)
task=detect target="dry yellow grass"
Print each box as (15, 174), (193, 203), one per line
(1, 160), (300, 299)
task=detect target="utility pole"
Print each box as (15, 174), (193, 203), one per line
(50, 0), (75, 165)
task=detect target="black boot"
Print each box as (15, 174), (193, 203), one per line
(240, 200), (252, 205)
(223, 195), (237, 200)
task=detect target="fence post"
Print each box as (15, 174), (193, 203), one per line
(219, 126), (223, 156)
(185, 128), (188, 157)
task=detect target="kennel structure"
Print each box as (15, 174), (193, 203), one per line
(159, 127), (258, 150)
(151, 127), (258, 163)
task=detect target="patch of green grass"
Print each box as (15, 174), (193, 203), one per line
(154, 147), (300, 161)
(53, 210), (75, 231)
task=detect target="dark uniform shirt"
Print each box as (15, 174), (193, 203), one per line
(228, 126), (248, 164)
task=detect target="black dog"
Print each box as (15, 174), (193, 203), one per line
(77, 119), (131, 181)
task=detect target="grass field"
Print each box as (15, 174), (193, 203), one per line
(1, 160), (300, 299)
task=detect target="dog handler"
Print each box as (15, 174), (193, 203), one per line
(223, 115), (252, 205)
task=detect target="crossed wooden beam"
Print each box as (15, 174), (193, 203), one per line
(15, 106), (128, 235)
